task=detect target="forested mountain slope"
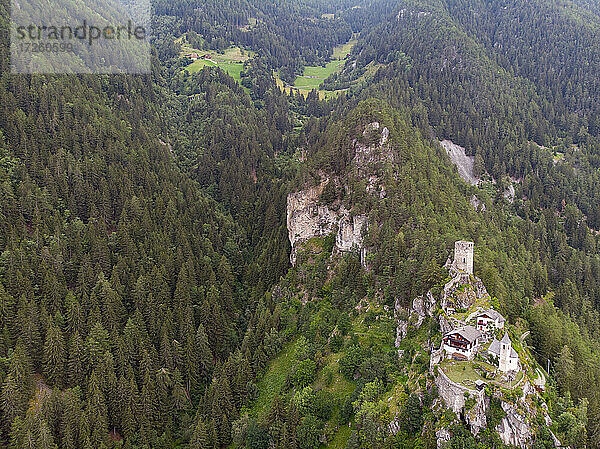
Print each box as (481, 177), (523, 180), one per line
(235, 99), (599, 448)
(153, 0), (397, 81)
(0, 67), (261, 445)
(349, 0), (600, 228)
(167, 65), (293, 291)
(1, 0), (600, 447)
(0, 0), (311, 443)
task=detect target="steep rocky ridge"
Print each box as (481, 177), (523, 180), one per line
(287, 122), (394, 265)
(394, 256), (560, 448)
(287, 180), (367, 265)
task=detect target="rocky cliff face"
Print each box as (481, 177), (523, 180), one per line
(439, 271), (488, 312)
(395, 291), (436, 345)
(434, 369), (547, 448)
(435, 369), (474, 415)
(287, 121), (395, 265)
(336, 213), (367, 253)
(440, 139), (479, 186)
(433, 346), (547, 447)
(286, 180), (366, 265)
(434, 368), (488, 436)
(496, 401), (532, 447)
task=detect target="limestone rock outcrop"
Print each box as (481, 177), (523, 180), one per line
(496, 402), (532, 448)
(434, 377), (541, 448)
(287, 182), (336, 261)
(504, 184), (516, 203)
(440, 272), (488, 312)
(336, 213), (367, 253)
(395, 320), (409, 348)
(287, 121), (396, 265)
(440, 140), (479, 186)
(394, 291), (436, 346)
(466, 392), (489, 436)
(286, 181), (366, 265)
(470, 195), (486, 212)
(436, 428), (451, 449)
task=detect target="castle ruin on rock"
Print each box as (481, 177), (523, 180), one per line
(394, 241), (561, 448)
(452, 240), (474, 274)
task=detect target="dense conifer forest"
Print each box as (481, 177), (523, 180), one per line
(1, 0), (600, 448)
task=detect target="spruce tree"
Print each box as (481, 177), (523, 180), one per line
(2, 374), (24, 433)
(67, 332), (86, 387)
(171, 368), (189, 411)
(190, 418), (209, 449)
(43, 321), (65, 387)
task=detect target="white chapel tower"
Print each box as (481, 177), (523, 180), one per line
(499, 333), (513, 372)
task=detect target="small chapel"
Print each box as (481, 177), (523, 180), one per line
(488, 333), (519, 373)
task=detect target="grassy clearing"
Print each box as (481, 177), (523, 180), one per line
(275, 38), (356, 99)
(475, 359), (496, 373)
(441, 360), (485, 386)
(441, 356), (527, 391)
(316, 352), (356, 449)
(315, 353), (356, 399)
(181, 46), (251, 62)
(333, 39), (357, 60)
(327, 425), (352, 449)
(180, 46), (251, 81)
(185, 59), (245, 80)
(292, 39), (355, 90)
(275, 73), (337, 100)
(352, 314), (396, 350)
(248, 339), (357, 448)
(248, 340), (298, 419)
(293, 61), (344, 89)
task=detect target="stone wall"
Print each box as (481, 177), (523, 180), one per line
(435, 368), (476, 414)
(435, 369), (489, 436)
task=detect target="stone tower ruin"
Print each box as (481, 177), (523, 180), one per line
(453, 241), (474, 274)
